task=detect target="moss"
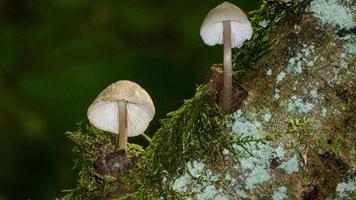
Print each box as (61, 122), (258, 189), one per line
(232, 0), (308, 77)
(133, 85), (242, 199)
(60, 126), (127, 199)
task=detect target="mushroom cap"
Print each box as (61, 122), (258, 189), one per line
(87, 80), (155, 137)
(200, 1), (253, 48)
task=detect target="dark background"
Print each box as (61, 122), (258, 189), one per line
(0, 0), (261, 199)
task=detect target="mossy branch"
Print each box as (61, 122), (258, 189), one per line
(59, 1), (310, 199)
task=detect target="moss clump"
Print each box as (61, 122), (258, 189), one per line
(60, 126), (144, 200)
(134, 85), (254, 199)
(60, 85), (252, 200)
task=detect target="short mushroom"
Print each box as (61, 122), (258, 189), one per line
(200, 1), (253, 113)
(87, 80), (155, 152)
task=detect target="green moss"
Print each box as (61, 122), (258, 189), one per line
(233, 0), (307, 77)
(134, 85), (253, 199)
(59, 125), (148, 200)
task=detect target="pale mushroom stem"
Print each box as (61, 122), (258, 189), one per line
(118, 100), (128, 152)
(223, 20), (232, 113)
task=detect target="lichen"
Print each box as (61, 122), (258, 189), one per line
(272, 186), (288, 200)
(286, 95), (314, 114)
(172, 175), (190, 193)
(264, 113), (272, 122)
(228, 110), (299, 195)
(276, 71), (286, 84)
(336, 178), (356, 198)
(245, 166), (272, 189)
(274, 89), (281, 101)
(311, 0), (355, 29)
(278, 154), (299, 174)
(321, 107), (327, 117)
(169, 159), (228, 199)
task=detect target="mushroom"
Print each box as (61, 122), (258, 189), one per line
(200, 1), (253, 113)
(87, 80), (155, 152)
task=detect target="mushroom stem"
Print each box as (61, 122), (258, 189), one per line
(223, 20), (232, 113)
(118, 100), (128, 152)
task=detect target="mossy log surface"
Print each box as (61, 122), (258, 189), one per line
(60, 0), (356, 199)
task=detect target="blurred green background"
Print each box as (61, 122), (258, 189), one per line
(0, 0), (261, 199)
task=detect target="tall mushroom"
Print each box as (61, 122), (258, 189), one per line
(200, 1), (252, 113)
(87, 80), (155, 152)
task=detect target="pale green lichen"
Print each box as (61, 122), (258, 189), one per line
(272, 186), (288, 200)
(267, 69), (273, 76)
(341, 35), (356, 55)
(274, 146), (286, 159)
(230, 110), (300, 193)
(286, 56), (303, 74)
(311, 0), (356, 55)
(321, 107), (327, 117)
(274, 89), (281, 101)
(278, 44), (317, 85)
(264, 113), (272, 122)
(306, 60), (314, 67)
(286, 95), (314, 114)
(196, 185), (228, 200)
(235, 188), (248, 199)
(310, 89), (318, 99)
(231, 110), (263, 139)
(187, 160), (205, 178)
(311, 0), (355, 29)
(230, 110), (276, 190)
(276, 71), (286, 84)
(336, 178), (356, 198)
(170, 160), (224, 199)
(244, 166), (272, 189)
(293, 80), (299, 91)
(172, 175), (191, 193)
(278, 154), (299, 174)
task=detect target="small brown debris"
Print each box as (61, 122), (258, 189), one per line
(209, 66), (248, 111)
(300, 185), (319, 200)
(301, 145), (309, 165)
(94, 150), (137, 177)
(319, 151), (348, 174)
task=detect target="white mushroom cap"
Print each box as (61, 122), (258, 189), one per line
(200, 1), (253, 48)
(87, 80), (155, 137)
